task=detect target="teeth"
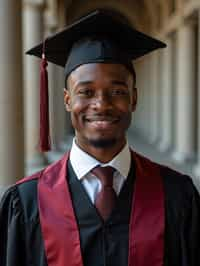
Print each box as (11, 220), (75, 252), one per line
(95, 121), (111, 123)
(85, 118), (118, 122)
(88, 120), (116, 123)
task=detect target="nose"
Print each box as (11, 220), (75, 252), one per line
(91, 92), (113, 111)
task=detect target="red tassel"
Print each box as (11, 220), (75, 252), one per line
(39, 52), (51, 152)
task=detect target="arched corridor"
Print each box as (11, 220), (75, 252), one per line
(1, 0), (200, 193)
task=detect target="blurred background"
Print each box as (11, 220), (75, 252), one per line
(1, 0), (200, 194)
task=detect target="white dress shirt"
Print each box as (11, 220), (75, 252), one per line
(70, 139), (131, 204)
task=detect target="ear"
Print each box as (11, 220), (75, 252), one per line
(64, 88), (71, 112)
(131, 87), (137, 112)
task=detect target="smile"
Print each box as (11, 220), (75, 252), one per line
(84, 116), (120, 129)
(85, 117), (119, 125)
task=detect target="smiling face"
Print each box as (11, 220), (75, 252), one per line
(64, 63), (137, 160)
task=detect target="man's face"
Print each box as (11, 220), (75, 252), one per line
(64, 63), (137, 153)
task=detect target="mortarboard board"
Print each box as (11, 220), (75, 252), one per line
(27, 9), (166, 77)
(26, 9), (166, 152)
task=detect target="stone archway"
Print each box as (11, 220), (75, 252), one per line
(64, 0), (152, 32)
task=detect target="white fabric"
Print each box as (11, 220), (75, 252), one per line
(70, 139), (131, 203)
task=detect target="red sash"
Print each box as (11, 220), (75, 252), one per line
(22, 151), (165, 266)
(129, 152), (164, 266)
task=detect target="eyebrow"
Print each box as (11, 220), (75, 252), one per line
(74, 80), (128, 88)
(111, 80), (128, 87)
(74, 81), (93, 88)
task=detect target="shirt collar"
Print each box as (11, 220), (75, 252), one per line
(70, 138), (131, 181)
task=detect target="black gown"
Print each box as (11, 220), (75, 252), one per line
(0, 159), (200, 266)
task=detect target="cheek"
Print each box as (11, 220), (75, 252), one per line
(116, 100), (133, 123)
(115, 99), (132, 113)
(69, 98), (89, 125)
(70, 97), (88, 112)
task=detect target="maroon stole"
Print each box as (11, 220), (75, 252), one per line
(18, 150), (165, 266)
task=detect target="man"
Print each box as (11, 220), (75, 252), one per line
(0, 9), (200, 266)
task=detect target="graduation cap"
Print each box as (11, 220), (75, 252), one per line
(26, 9), (166, 152)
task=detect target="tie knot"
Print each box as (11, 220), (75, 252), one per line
(91, 166), (115, 186)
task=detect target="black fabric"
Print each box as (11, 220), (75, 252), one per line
(0, 160), (200, 266)
(0, 180), (47, 266)
(63, 36), (136, 80)
(162, 167), (200, 265)
(26, 9), (166, 74)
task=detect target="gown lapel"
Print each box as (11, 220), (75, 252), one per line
(129, 152), (165, 266)
(38, 152), (84, 266)
(37, 150), (164, 266)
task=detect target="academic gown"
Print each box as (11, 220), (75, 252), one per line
(0, 152), (200, 266)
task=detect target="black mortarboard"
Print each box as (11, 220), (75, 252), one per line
(26, 9), (166, 152)
(27, 9), (166, 77)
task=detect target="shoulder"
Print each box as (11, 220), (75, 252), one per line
(0, 178), (39, 223)
(0, 186), (19, 215)
(133, 150), (194, 185)
(1, 152), (70, 221)
(157, 163), (198, 201)
(132, 150), (198, 200)
(14, 151), (70, 204)
(1, 168), (43, 223)
(133, 150), (200, 217)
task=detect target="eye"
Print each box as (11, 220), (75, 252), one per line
(78, 88), (93, 97)
(111, 88), (129, 96)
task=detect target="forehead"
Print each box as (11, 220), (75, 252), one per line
(68, 63), (133, 84)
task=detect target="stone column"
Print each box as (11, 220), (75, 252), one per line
(158, 38), (173, 151)
(0, 1), (24, 186)
(23, 0), (46, 173)
(149, 52), (160, 143)
(193, 12), (200, 177)
(43, 24), (71, 163)
(156, 51), (164, 145)
(172, 24), (196, 162)
(48, 64), (73, 158)
(44, 5), (73, 157)
(43, 16), (58, 152)
(54, 67), (73, 151)
(132, 60), (145, 136)
(142, 58), (151, 140)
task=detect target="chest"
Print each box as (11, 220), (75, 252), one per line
(67, 161), (135, 266)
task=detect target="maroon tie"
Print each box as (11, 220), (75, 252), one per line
(91, 166), (117, 221)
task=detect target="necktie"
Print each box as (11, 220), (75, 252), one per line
(91, 166), (117, 221)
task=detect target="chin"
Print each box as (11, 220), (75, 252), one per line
(88, 138), (117, 148)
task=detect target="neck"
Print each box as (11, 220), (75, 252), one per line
(75, 139), (126, 163)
